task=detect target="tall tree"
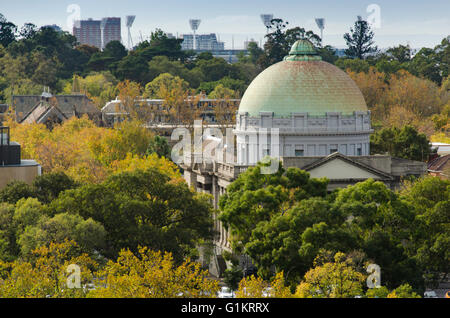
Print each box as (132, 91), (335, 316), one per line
(344, 18), (378, 59)
(259, 18), (321, 68)
(370, 125), (432, 161)
(0, 14), (16, 48)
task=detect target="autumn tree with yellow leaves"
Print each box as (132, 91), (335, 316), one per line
(0, 240), (98, 298)
(4, 115), (178, 184)
(87, 247), (219, 298)
(295, 252), (365, 298)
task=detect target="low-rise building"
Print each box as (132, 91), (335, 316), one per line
(0, 126), (41, 189)
(12, 92), (102, 127)
(181, 40), (428, 276)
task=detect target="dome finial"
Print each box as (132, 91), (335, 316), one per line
(284, 39), (322, 61)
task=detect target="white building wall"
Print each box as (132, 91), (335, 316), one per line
(235, 111), (372, 164)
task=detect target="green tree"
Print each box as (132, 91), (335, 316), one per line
(143, 72), (189, 99)
(113, 53), (150, 84)
(146, 135), (171, 159)
(32, 172), (79, 204)
(223, 264), (243, 291)
(386, 44), (413, 63)
(17, 212), (106, 257)
(245, 197), (355, 285)
(344, 18), (378, 59)
(409, 38), (449, 85)
(0, 181), (35, 204)
(0, 14), (17, 47)
(335, 58), (371, 73)
(18, 23), (37, 40)
(0, 202), (17, 261)
(370, 125), (432, 161)
(49, 168), (214, 261)
(334, 179), (424, 290)
(317, 45), (338, 64)
(400, 176), (450, 287)
(387, 284), (421, 298)
(135, 29), (185, 62)
(295, 252), (365, 298)
(103, 40), (127, 61)
(219, 162), (328, 253)
(259, 18), (321, 67)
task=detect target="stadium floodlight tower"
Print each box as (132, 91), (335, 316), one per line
(315, 18), (325, 42)
(126, 15), (136, 50)
(189, 19), (201, 50)
(260, 14), (274, 33)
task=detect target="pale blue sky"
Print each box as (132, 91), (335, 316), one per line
(1, 0), (449, 49)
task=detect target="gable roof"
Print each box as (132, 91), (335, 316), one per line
(301, 152), (394, 181)
(13, 95), (100, 122)
(20, 102), (68, 124)
(428, 154), (450, 172)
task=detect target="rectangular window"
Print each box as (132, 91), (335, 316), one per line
(295, 149), (304, 157)
(357, 148), (362, 156)
(330, 144), (338, 154)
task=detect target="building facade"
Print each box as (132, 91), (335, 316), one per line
(73, 17), (121, 49)
(12, 92), (102, 127)
(181, 33), (225, 51)
(101, 96), (240, 127)
(102, 17), (121, 49)
(73, 19), (102, 48)
(181, 39), (427, 276)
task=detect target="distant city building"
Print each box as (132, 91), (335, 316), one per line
(73, 18), (102, 48)
(101, 17), (121, 48)
(181, 33), (224, 51)
(73, 17), (121, 49)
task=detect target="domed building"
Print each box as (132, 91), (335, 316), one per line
(182, 39), (426, 276)
(235, 39), (371, 164)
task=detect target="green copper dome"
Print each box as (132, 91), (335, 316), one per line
(239, 39), (367, 117)
(284, 39), (322, 61)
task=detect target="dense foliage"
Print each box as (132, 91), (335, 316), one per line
(220, 163), (449, 293)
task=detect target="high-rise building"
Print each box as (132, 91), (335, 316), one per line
(73, 18), (101, 48)
(73, 17), (121, 49)
(102, 17), (121, 48)
(181, 33), (224, 51)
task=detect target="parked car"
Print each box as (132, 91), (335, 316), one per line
(218, 286), (235, 298)
(424, 290), (438, 298)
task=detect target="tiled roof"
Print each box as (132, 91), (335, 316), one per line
(428, 154), (450, 172)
